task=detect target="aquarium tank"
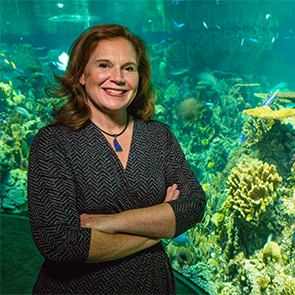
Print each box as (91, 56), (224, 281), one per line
(1, 0), (295, 294)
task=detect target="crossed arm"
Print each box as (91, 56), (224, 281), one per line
(80, 184), (180, 263)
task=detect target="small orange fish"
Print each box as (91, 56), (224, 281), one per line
(4, 59), (9, 64)
(21, 161), (28, 169)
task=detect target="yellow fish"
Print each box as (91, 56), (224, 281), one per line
(207, 162), (215, 168)
(11, 61), (16, 69)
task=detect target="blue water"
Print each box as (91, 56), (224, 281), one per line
(1, 1), (295, 294)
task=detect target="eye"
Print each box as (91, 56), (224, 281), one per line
(99, 63), (111, 69)
(125, 66), (136, 72)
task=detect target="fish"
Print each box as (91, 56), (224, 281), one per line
(205, 102), (214, 106)
(48, 14), (101, 23)
(15, 107), (32, 120)
(240, 38), (245, 46)
(239, 131), (248, 144)
(197, 71), (219, 89)
(172, 20), (185, 28)
(171, 0), (184, 5)
(248, 38), (259, 43)
(203, 21), (209, 30)
(270, 82), (288, 92)
(16, 90), (26, 98)
(171, 234), (190, 247)
(20, 161), (28, 169)
(34, 46), (46, 51)
(52, 52), (69, 71)
(11, 61), (16, 69)
(262, 89), (279, 106)
(285, 102), (295, 108)
(207, 162), (215, 168)
(169, 67), (189, 76)
(265, 14), (271, 20)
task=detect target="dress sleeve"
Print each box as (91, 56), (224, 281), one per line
(27, 126), (91, 263)
(164, 125), (206, 237)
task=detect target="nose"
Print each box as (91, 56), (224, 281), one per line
(111, 67), (125, 84)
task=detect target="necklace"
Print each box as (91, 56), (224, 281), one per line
(96, 116), (129, 152)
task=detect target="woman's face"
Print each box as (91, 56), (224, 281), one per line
(79, 38), (139, 117)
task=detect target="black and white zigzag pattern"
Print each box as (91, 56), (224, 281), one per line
(28, 119), (206, 295)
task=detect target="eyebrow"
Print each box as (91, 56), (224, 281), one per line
(93, 59), (138, 67)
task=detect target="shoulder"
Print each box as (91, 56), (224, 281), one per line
(31, 123), (73, 152)
(139, 119), (170, 134)
(137, 119), (176, 148)
(33, 123), (68, 142)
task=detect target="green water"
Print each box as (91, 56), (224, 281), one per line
(1, 1), (295, 294)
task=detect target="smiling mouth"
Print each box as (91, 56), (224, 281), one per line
(104, 88), (127, 95)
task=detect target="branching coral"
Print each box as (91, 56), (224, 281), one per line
(225, 159), (282, 224)
(241, 117), (275, 147)
(243, 106), (295, 120)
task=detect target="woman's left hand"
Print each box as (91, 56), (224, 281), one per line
(80, 213), (118, 233)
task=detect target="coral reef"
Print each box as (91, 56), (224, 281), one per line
(1, 13), (295, 293)
(224, 159), (282, 224)
(1, 169), (28, 213)
(243, 106), (295, 120)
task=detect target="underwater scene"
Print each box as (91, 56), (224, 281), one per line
(1, 0), (295, 294)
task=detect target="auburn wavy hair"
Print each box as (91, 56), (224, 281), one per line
(47, 24), (156, 131)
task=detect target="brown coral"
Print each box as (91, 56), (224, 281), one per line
(178, 97), (206, 122)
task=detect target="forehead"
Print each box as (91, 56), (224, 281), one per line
(90, 38), (138, 62)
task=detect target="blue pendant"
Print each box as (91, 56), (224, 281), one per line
(114, 138), (123, 152)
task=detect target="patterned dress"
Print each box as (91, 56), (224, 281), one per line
(28, 119), (206, 295)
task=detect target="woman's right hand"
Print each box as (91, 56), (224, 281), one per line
(164, 184), (180, 202)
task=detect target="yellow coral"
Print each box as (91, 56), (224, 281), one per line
(243, 106), (295, 120)
(262, 239), (281, 263)
(254, 93), (268, 100)
(225, 159), (282, 224)
(0, 82), (13, 106)
(241, 117), (275, 147)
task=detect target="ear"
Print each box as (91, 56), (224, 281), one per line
(79, 73), (85, 85)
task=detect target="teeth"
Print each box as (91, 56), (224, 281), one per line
(105, 89), (125, 94)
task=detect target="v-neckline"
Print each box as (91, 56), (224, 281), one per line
(91, 119), (136, 172)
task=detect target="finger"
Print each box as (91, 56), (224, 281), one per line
(172, 189), (180, 200)
(165, 184), (178, 202)
(80, 213), (89, 221)
(164, 186), (172, 202)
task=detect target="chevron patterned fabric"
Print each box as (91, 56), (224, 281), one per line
(28, 119), (206, 294)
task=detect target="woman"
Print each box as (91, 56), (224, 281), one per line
(28, 24), (206, 294)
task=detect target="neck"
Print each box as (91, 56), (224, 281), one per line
(91, 111), (128, 134)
